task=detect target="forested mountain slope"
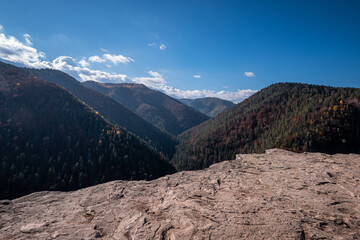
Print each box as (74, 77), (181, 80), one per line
(83, 81), (210, 135)
(26, 68), (177, 158)
(0, 62), (175, 199)
(180, 97), (235, 117)
(172, 83), (360, 170)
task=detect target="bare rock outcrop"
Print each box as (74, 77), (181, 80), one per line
(1, 149), (359, 239)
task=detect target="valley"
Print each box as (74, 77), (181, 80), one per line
(83, 81), (210, 136)
(1, 61), (360, 202)
(180, 97), (235, 117)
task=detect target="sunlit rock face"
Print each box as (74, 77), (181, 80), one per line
(1, 149), (359, 239)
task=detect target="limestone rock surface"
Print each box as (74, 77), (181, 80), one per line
(1, 149), (360, 239)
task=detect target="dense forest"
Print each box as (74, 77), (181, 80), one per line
(172, 83), (360, 170)
(0, 62), (175, 199)
(25, 68), (177, 159)
(83, 81), (210, 135)
(180, 97), (235, 117)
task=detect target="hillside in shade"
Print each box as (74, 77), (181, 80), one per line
(172, 83), (360, 170)
(25, 68), (177, 159)
(180, 97), (235, 117)
(0, 62), (175, 199)
(83, 81), (210, 135)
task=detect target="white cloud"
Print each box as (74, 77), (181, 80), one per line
(193, 75), (201, 79)
(0, 33), (50, 68)
(156, 85), (257, 103)
(0, 24), (3, 32)
(244, 72), (255, 77)
(103, 53), (134, 65)
(52, 56), (128, 83)
(52, 56), (77, 69)
(77, 69), (128, 82)
(148, 42), (157, 47)
(132, 71), (167, 87)
(132, 71), (257, 103)
(78, 58), (89, 67)
(0, 29), (257, 103)
(148, 42), (167, 51)
(88, 53), (134, 65)
(23, 34), (32, 46)
(88, 55), (106, 63)
(0, 31), (129, 83)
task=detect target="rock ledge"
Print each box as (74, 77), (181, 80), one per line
(1, 149), (359, 239)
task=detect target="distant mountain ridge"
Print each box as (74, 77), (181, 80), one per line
(25, 68), (177, 159)
(83, 81), (210, 135)
(172, 83), (360, 170)
(0, 61), (175, 199)
(180, 97), (235, 117)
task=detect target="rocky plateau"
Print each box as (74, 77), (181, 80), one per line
(0, 149), (359, 239)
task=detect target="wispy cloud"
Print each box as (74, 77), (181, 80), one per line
(193, 75), (201, 79)
(159, 44), (166, 51)
(100, 48), (108, 53)
(244, 71), (255, 77)
(88, 53), (133, 65)
(23, 34), (33, 46)
(88, 55), (106, 63)
(103, 53), (134, 65)
(148, 42), (157, 47)
(0, 24), (4, 32)
(148, 42), (167, 51)
(132, 71), (167, 87)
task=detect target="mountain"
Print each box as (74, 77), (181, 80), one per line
(2, 149), (359, 239)
(172, 83), (360, 170)
(25, 68), (177, 159)
(83, 81), (210, 135)
(180, 97), (235, 117)
(0, 61), (175, 199)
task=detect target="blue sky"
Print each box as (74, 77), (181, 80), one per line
(0, 0), (359, 102)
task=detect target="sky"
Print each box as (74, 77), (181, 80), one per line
(0, 0), (359, 102)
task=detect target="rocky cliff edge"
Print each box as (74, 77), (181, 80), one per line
(1, 149), (359, 239)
